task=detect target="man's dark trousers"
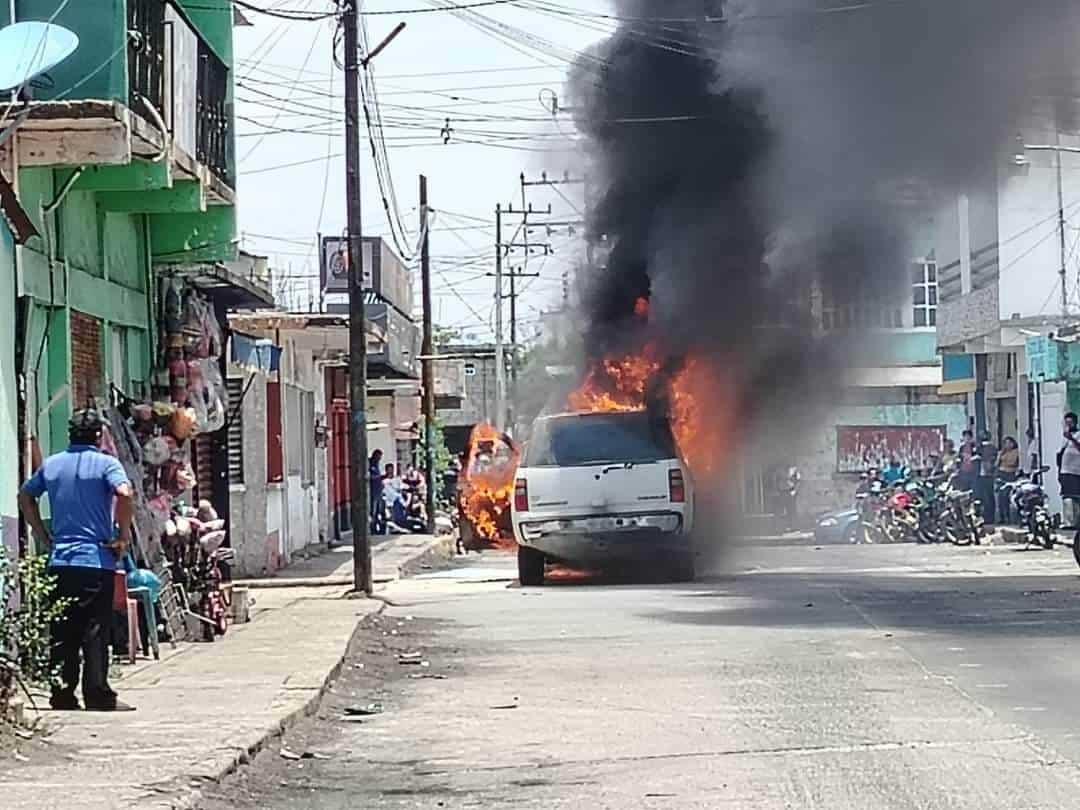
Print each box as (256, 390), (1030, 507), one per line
(50, 566), (117, 708)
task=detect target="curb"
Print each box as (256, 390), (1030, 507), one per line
(166, 537), (452, 807)
(240, 534), (455, 590)
(170, 600), (388, 810)
(381, 535), (456, 583)
(243, 575), (355, 590)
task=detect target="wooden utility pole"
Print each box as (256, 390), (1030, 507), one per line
(343, 0), (372, 594)
(494, 203), (505, 431)
(420, 174), (436, 533)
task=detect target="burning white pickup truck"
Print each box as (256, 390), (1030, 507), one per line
(510, 410), (696, 586)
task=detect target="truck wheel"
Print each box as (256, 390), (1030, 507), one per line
(517, 545), (546, 586)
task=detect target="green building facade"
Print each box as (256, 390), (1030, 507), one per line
(1, 0), (239, 464)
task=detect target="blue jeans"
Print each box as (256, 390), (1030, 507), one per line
(370, 489), (387, 534)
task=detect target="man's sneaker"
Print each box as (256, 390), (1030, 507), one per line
(49, 693), (81, 710)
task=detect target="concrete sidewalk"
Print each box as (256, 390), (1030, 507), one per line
(0, 534), (452, 810)
(238, 533), (453, 588)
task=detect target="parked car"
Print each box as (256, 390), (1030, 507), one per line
(511, 410), (695, 585)
(814, 508), (860, 544)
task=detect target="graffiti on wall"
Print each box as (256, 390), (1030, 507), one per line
(836, 425), (946, 474)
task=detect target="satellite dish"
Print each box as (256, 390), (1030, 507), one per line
(0, 22), (80, 93)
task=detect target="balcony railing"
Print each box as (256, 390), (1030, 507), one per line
(128, 0), (166, 113)
(196, 40), (230, 184)
(127, 0), (232, 186)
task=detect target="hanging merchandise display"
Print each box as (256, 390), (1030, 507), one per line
(96, 279), (238, 654)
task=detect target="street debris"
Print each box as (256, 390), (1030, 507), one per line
(344, 703), (384, 717)
(408, 673), (448, 680)
(490, 697), (520, 710)
(280, 747), (332, 761)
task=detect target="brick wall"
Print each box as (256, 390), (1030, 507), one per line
(70, 310), (103, 408)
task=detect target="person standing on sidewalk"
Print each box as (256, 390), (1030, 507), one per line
(995, 436), (1021, 525)
(977, 432), (998, 524)
(369, 449), (386, 535)
(1058, 413), (1080, 528)
(17, 409), (135, 711)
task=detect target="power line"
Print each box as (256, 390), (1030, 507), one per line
(360, 0), (522, 14)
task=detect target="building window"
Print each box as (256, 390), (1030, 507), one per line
(226, 377), (245, 485)
(913, 260), (938, 328)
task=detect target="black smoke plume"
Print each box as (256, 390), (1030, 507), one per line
(566, 0), (1080, 433)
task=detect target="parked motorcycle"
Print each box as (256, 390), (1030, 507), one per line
(941, 482), (984, 546)
(910, 476), (949, 544)
(1002, 467), (1054, 550)
(883, 482), (920, 543)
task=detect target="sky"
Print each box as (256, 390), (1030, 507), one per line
(233, 0), (613, 342)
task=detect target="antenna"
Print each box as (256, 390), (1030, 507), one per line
(0, 22), (80, 93)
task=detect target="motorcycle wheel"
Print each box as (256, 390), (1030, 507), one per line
(1036, 521), (1054, 550)
(950, 517), (973, 546)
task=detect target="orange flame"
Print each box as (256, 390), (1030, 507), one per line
(567, 348), (661, 414)
(567, 340), (736, 480)
(459, 423), (520, 550)
(670, 356), (737, 479)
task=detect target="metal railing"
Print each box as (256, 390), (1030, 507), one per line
(196, 39), (230, 185)
(128, 0), (232, 186)
(128, 0), (166, 112)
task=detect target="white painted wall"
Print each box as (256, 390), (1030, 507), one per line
(163, 6), (198, 157)
(367, 394), (395, 466)
(998, 130), (1080, 321)
(1039, 381), (1068, 516)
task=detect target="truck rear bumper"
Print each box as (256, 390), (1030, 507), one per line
(516, 513), (689, 567)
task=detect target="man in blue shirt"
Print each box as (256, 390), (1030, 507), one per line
(18, 409), (135, 711)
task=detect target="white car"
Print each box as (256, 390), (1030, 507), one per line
(511, 410), (696, 585)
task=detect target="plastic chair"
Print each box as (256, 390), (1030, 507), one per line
(126, 587), (160, 661)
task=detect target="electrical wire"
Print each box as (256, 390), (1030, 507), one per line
(240, 14), (324, 163)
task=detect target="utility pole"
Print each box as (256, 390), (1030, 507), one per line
(420, 174), (436, 533)
(1057, 130), (1069, 318)
(1018, 137), (1080, 319)
(343, 0), (372, 595)
(494, 203), (505, 432)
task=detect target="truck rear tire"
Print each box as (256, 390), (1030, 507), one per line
(517, 545), (546, 586)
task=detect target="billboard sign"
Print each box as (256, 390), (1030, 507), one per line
(321, 235), (372, 294)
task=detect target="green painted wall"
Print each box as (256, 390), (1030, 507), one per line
(177, 0), (233, 64)
(176, 0), (237, 183)
(151, 205), (238, 264)
(18, 169), (156, 452)
(6, 0), (128, 102)
(0, 224), (18, 524)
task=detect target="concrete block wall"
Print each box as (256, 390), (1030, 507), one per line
(228, 370), (273, 577)
(795, 396), (968, 517)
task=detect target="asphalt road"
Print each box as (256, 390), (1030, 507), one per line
(201, 539), (1080, 809)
